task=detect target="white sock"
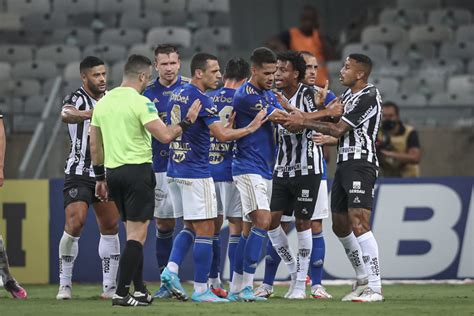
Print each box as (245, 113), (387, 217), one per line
(338, 232), (368, 282)
(295, 229), (312, 291)
(242, 271), (254, 289)
(230, 272), (243, 293)
(209, 276), (221, 288)
(357, 231), (382, 293)
(194, 281), (208, 294)
(59, 232), (79, 287)
(98, 234), (120, 291)
(167, 261), (179, 274)
(268, 226), (297, 275)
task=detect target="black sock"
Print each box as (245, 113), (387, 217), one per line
(116, 240), (142, 297)
(133, 248), (146, 293)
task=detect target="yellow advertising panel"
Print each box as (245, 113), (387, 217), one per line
(0, 180), (49, 284)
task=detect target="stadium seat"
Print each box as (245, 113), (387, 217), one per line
(0, 62), (11, 80)
(0, 82), (11, 96)
(0, 29), (49, 45)
(109, 61), (126, 87)
(120, 11), (163, 30)
(193, 27), (231, 48)
(128, 44), (155, 60)
(396, 0), (441, 10)
(13, 61), (58, 81)
(378, 8), (425, 27)
(6, 0), (50, 15)
(180, 43), (218, 59)
(390, 42), (436, 61)
(468, 59), (474, 74)
(51, 28), (95, 47)
(447, 75), (474, 94)
(97, 0), (140, 14)
(0, 45), (33, 63)
(144, 0), (186, 13)
(83, 44), (126, 64)
(361, 24), (407, 44)
(211, 12), (231, 27)
(342, 43), (388, 64)
(162, 12), (188, 27)
(24, 95), (48, 114)
(371, 77), (399, 96)
(383, 92), (428, 107)
(21, 12), (68, 32)
(400, 75), (446, 96)
(43, 77), (82, 96)
(179, 58), (192, 78)
(428, 9), (472, 28)
(188, 12), (210, 29)
(0, 13), (22, 30)
(52, 0), (96, 15)
(429, 92), (474, 106)
(456, 24), (474, 42)
(146, 27), (191, 48)
(99, 28), (143, 47)
(420, 58), (464, 76)
(36, 45), (81, 67)
(372, 59), (410, 78)
(8, 79), (41, 97)
(327, 60), (343, 76)
(187, 0), (230, 13)
(409, 25), (453, 43)
(63, 62), (80, 80)
(439, 41), (474, 61)
(13, 114), (39, 133)
(68, 12), (118, 30)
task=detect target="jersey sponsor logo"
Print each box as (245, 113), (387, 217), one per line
(146, 102), (157, 113)
(301, 208), (308, 215)
(170, 142), (190, 163)
(338, 146), (367, 154)
(349, 181), (366, 194)
(275, 164), (308, 173)
(170, 91), (190, 104)
(251, 102), (264, 111)
(209, 153), (225, 164)
(301, 189), (310, 198)
(277, 246), (294, 262)
(353, 196), (361, 204)
(210, 94), (233, 104)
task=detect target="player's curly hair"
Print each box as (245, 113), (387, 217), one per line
(277, 50), (307, 82)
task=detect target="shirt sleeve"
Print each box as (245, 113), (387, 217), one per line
(199, 96), (220, 126)
(303, 89), (317, 112)
(406, 130), (421, 149)
(137, 96), (159, 126)
(62, 92), (83, 110)
(341, 88), (379, 128)
(323, 90), (337, 106)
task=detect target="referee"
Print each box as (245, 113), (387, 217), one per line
(90, 55), (201, 307)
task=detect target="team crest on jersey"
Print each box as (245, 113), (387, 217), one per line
(69, 188), (78, 198)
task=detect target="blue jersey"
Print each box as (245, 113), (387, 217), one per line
(207, 87), (236, 182)
(143, 76), (189, 173)
(232, 82), (284, 180)
(167, 83), (220, 179)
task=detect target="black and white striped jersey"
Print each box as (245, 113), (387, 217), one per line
(274, 83), (324, 178)
(338, 83), (382, 166)
(63, 87), (100, 177)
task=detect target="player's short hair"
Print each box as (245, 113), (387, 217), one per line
(348, 53), (372, 76)
(79, 56), (104, 73)
(224, 57), (250, 81)
(250, 47), (277, 68)
(124, 54), (152, 76)
(382, 101), (400, 116)
(190, 53), (218, 76)
(154, 44), (180, 57)
(277, 51), (307, 82)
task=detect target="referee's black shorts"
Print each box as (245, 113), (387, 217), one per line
(331, 160), (378, 213)
(106, 163), (156, 222)
(270, 173), (322, 220)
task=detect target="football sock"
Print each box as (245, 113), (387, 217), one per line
(357, 231), (382, 293)
(310, 232), (325, 286)
(338, 232), (368, 282)
(98, 234), (120, 292)
(132, 244), (146, 293)
(59, 231), (79, 287)
(242, 227), (267, 288)
(230, 234), (247, 293)
(116, 240), (142, 297)
(227, 234), (240, 281)
(263, 239), (281, 286)
(194, 237), (213, 294)
(268, 226), (297, 275)
(209, 234), (221, 280)
(295, 229), (312, 291)
(156, 229), (173, 275)
(167, 228), (195, 274)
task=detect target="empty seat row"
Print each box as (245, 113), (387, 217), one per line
(379, 8), (473, 27)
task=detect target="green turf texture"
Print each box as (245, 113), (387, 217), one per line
(0, 283), (473, 315)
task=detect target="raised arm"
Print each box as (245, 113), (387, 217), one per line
(209, 109), (267, 142)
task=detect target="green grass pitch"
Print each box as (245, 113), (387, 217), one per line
(0, 283), (473, 316)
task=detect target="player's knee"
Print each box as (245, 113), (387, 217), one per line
(65, 219), (85, 236)
(332, 222), (350, 238)
(156, 218), (175, 232)
(351, 223), (370, 237)
(295, 218), (311, 231)
(99, 223), (119, 235)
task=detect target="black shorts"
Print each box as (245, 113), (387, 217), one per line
(270, 173), (322, 220)
(106, 163), (156, 222)
(331, 160), (378, 213)
(63, 174), (100, 208)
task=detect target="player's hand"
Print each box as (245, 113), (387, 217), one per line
(95, 181), (109, 202)
(312, 132), (332, 145)
(326, 97), (344, 118)
(274, 91), (298, 113)
(225, 112), (236, 128)
(282, 110), (305, 133)
(185, 99), (202, 123)
(246, 108), (268, 133)
(315, 80), (329, 106)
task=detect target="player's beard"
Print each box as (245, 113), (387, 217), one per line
(87, 81), (106, 96)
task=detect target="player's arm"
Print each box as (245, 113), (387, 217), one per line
(209, 109), (267, 142)
(61, 105), (93, 124)
(0, 117), (5, 187)
(145, 99), (202, 143)
(89, 125), (108, 202)
(312, 132), (338, 146)
(300, 97), (344, 121)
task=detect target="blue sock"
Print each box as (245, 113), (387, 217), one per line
(243, 227), (267, 274)
(194, 237), (213, 283)
(169, 228), (195, 266)
(234, 235), (247, 275)
(209, 234), (221, 279)
(263, 239), (281, 286)
(156, 229), (173, 274)
(311, 232), (325, 286)
(228, 234), (240, 281)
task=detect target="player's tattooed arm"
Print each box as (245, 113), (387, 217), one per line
(61, 105), (93, 124)
(283, 110), (351, 138)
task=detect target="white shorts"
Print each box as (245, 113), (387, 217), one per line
(215, 181), (242, 218)
(281, 179), (329, 222)
(168, 177), (217, 221)
(153, 172), (175, 219)
(233, 174), (272, 222)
